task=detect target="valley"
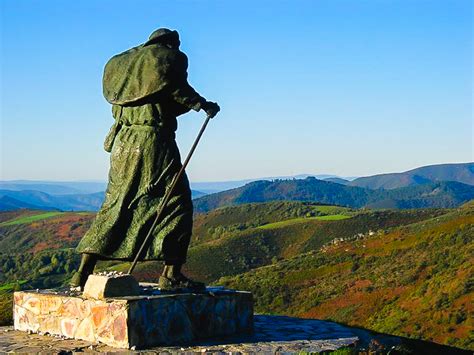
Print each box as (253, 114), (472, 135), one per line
(0, 200), (472, 350)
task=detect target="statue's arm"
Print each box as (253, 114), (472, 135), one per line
(168, 53), (206, 112)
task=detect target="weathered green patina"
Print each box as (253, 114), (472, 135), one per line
(76, 115), (193, 262)
(76, 29), (218, 269)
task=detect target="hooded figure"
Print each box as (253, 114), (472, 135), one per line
(71, 28), (220, 290)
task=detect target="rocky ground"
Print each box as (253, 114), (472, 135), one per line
(1, 315), (358, 353)
(1, 315), (470, 354)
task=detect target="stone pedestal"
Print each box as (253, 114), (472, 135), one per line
(13, 287), (253, 349)
(83, 274), (140, 299)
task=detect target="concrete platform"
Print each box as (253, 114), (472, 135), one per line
(13, 286), (253, 349)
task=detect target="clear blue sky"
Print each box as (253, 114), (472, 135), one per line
(1, 0), (472, 182)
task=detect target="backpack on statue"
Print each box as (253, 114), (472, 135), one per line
(103, 43), (186, 106)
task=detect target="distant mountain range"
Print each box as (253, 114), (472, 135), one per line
(193, 178), (474, 212)
(0, 195), (53, 211)
(190, 162), (473, 193)
(348, 162), (473, 189)
(1, 162), (472, 211)
(0, 190), (105, 211)
(0, 181), (107, 195)
(0, 188), (206, 211)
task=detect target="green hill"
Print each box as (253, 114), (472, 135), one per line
(192, 201), (356, 245)
(0, 210), (95, 325)
(183, 205), (445, 283)
(0, 203), (472, 350)
(193, 177), (474, 212)
(0, 211), (94, 255)
(218, 202), (474, 350)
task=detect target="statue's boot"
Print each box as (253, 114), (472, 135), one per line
(158, 274), (205, 291)
(70, 253), (97, 289)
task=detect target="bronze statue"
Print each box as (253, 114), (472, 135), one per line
(71, 28), (220, 290)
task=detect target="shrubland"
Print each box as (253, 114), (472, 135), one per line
(0, 201), (472, 350)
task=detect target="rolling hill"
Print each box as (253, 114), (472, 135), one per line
(349, 162), (474, 190)
(323, 177), (350, 184)
(0, 195), (53, 211)
(189, 174), (353, 193)
(193, 177), (474, 213)
(183, 204), (446, 283)
(0, 211), (94, 255)
(219, 201), (474, 350)
(0, 201), (472, 349)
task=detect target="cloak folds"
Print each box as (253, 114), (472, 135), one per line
(77, 124), (193, 262)
(77, 41), (205, 263)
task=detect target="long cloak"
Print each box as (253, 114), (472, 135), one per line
(76, 44), (205, 262)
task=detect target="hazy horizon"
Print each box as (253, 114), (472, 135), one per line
(1, 160), (473, 185)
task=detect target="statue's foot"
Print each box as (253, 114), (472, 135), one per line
(69, 271), (90, 290)
(158, 274), (205, 291)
